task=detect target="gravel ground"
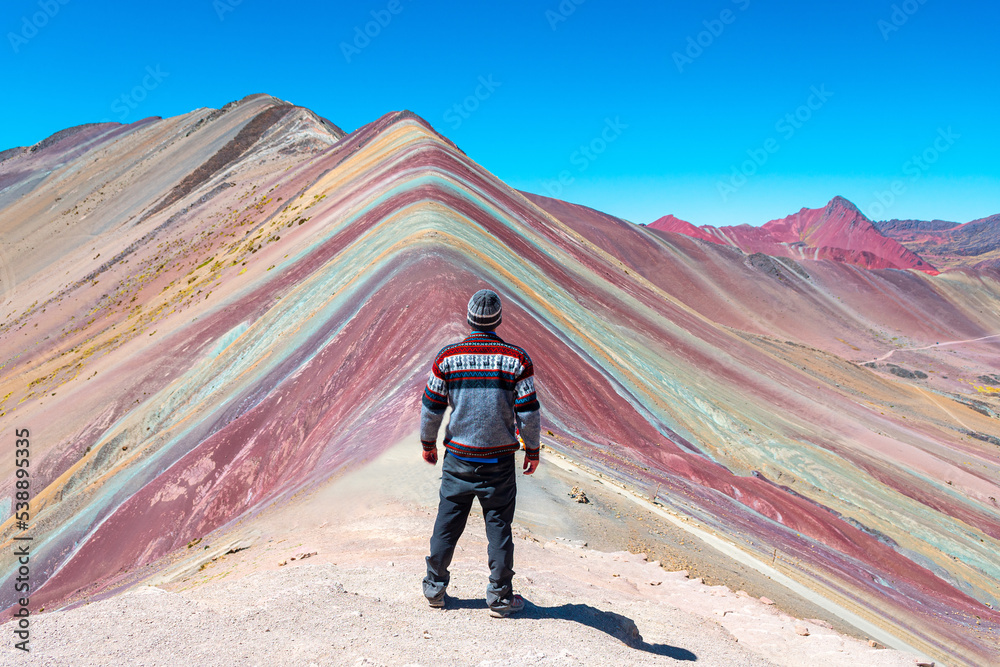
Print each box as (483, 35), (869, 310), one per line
(0, 440), (931, 666)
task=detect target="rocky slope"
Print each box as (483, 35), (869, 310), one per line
(0, 439), (929, 666)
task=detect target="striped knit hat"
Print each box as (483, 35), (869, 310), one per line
(467, 289), (502, 330)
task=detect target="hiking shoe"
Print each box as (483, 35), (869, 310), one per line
(489, 594), (525, 618)
(427, 593), (446, 608)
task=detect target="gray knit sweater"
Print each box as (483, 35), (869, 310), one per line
(420, 331), (541, 460)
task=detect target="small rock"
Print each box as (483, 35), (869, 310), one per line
(914, 661), (934, 667)
(736, 590), (752, 598)
(759, 596), (774, 605)
(569, 486), (590, 503)
(554, 537), (587, 549)
(795, 625), (810, 636)
(868, 640), (884, 649)
(278, 560), (287, 567)
(422, 630), (432, 640)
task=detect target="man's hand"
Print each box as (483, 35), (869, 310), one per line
(522, 458), (538, 475)
(423, 448), (438, 465)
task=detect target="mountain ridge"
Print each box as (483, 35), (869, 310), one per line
(649, 196), (939, 274)
(875, 213), (1000, 271)
(0, 96), (998, 666)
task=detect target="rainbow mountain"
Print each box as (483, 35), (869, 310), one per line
(1, 94), (999, 665)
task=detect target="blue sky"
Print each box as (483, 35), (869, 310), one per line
(3, 0), (998, 226)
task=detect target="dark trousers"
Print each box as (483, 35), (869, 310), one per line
(423, 451), (517, 606)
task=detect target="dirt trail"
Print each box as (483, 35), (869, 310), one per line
(872, 332), (1000, 363)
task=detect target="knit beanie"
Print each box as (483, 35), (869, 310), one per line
(467, 289), (502, 330)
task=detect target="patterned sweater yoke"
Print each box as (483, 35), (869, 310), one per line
(420, 331), (541, 461)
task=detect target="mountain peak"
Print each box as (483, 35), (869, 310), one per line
(826, 195), (862, 215)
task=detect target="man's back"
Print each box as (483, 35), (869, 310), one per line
(421, 330), (540, 461)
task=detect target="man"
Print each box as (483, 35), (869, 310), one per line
(420, 288), (540, 617)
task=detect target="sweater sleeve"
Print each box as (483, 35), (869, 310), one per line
(420, 356), (448, 450)
(513, 354), (541, 461)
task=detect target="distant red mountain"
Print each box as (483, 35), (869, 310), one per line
(649, 196), (938, 274)
(874, 213), (1000, 271)
(650, 214), (723, 244)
